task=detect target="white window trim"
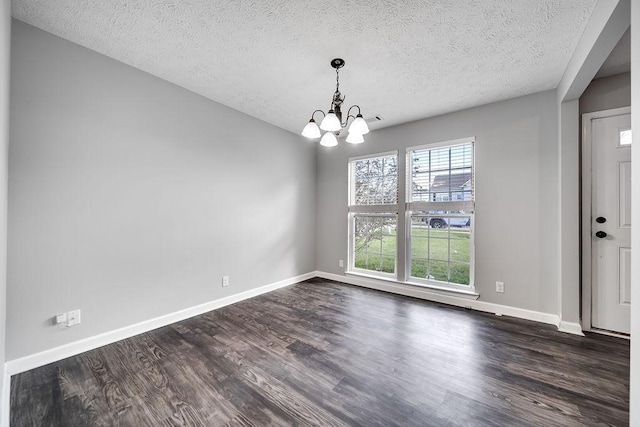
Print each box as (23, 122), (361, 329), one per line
(345, 141), (476, 295)
(349, 150), (399, 162)
(349, 204), (398, 214)
(345, 270), (480, 298)
(406, 201), (475, 212)
(347, 151), (400, 280)
(405, 137), (476, 293)
(405, 136), (474, 152)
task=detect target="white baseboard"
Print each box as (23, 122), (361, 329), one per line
(558, 321), (586, 336)
(5, 272), (315, 377)
(316, 271), (562, 329)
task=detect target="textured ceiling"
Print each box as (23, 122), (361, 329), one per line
(595, 28), (630, 79)
(12, 0), (598, 134)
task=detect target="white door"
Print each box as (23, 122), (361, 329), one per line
(591, 112), (632, 334)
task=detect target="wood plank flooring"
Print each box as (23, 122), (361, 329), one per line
(11, 278), (630, 426)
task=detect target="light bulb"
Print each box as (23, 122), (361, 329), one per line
(320, 132), (338, 147)
(348, 114), (369, 135)
(320, 110), (342, 132)
(301, 119), (321, 138)
(346, 132), (364, 144)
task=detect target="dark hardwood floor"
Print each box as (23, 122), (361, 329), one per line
(11, 278), (630, 426)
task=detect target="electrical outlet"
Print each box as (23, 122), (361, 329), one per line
(339, 260), (344, 268)
(222, 275), (230, 287)
(55, 313), (68, 325)
(496, 281), (505, 293)
(67, 309), (81, 327)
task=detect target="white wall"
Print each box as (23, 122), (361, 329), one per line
(6, 20), (317, 360)
(557, 99), (581, 328)
(629, 1), (639, 423)
(0, 0), (9, 423)
(316, 90), (559, 315)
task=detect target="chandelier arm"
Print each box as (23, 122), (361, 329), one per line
(343, 115), (355, 128)
(344, 105), (362, 127)
(346, 105), (361, 116)
(310, 109), (326, 121)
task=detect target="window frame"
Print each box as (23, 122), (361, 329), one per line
(405, 138), (476, 292)
(345, 140), (476, 295)
(347, 151), (399, 280)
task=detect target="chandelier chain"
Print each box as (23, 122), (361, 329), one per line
(332, 67), (345, 109)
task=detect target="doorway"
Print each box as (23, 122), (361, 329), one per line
(582, 106), (632, 335)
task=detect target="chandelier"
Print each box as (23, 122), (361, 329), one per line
(301, 58), (369, 147)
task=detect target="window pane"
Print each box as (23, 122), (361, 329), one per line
(430, 147), (450, 171)
(450, 144), (473, 169)
(352, 155), (398, 205)
(620, 129), (632, 146)
(382, 235), (396, 255)
(409, 143), (473, 203)
(427, 260), (449, 282)
(450, 233), (470, 262)
(410, 213), (471, 286)
(411, 258), (428, 278)
(450, 263), (470, 285)
(428, 236), (449, 261)
(353, 215), (396, 274)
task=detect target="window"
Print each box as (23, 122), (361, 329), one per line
(348, 152), (398, 278)
(620, 129), (632, 146)
(407, 139), (474, 289)
(346, 140), (474, 293)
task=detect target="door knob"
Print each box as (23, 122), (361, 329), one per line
(596, 217), (606, 223)
(595, 231), (607, 238)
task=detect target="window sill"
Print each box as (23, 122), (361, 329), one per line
(345, 271), (479, 299)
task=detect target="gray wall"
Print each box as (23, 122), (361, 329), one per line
(0, 0), (9, 416)
(316, 90), (559, 315)
(7, 20), (316, 360)
(579, 72), (631, 114)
